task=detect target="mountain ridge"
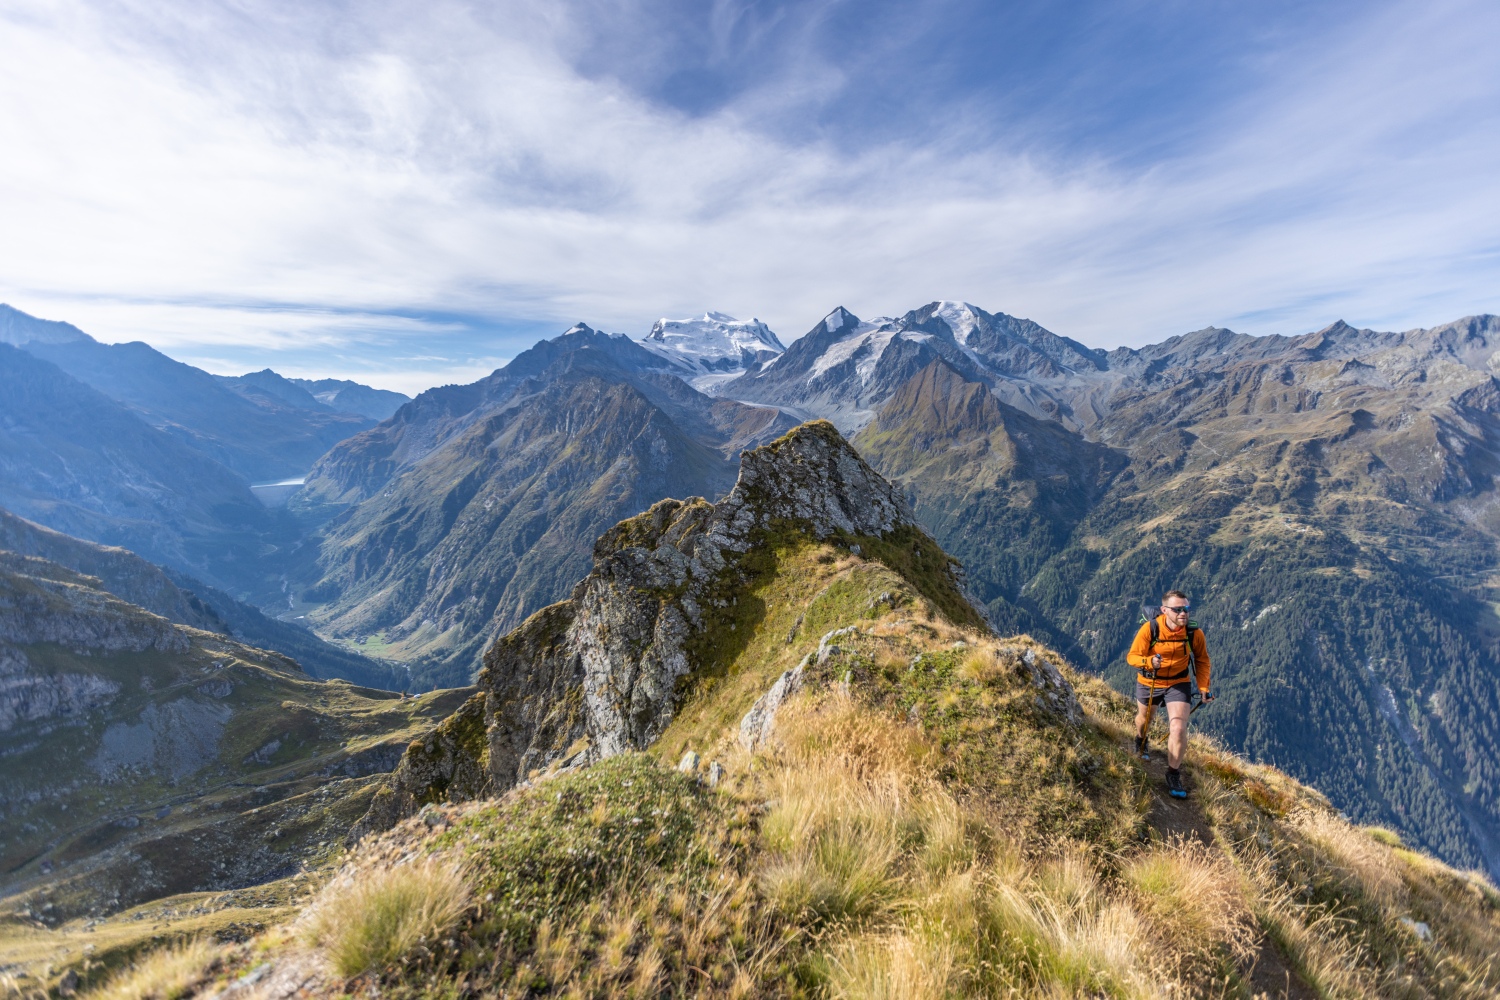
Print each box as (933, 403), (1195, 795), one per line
(354, 419), (988, 838)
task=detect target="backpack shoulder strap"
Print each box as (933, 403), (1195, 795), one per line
(1148, 617), (1160, 645)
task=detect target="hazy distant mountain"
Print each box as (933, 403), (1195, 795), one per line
(636, 311), (784, 395)
(213, 368), (412, 423)
(289, 376), (411, 421)
(221, 368), (328, 410)
(296, 325), (793, 689)
(21, 336), (373, 482)
(0, 343), (272, 587)
(0, 303), (90, 346)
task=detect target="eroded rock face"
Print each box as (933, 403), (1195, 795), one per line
(0, 555), (189, 654)
(355, 421), (983, 837)
(0, 645), (121, 730)
(0, 556), (192, 728)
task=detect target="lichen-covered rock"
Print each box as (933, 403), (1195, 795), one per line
(738, 658), (807, 751)
(356, 421), (988, 838)
(1010, 644), (1084, 725)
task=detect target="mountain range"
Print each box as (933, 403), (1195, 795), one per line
(295, 324), (795, 688)
(5, 297), (1500, 879)
(16, 422), (1497, 1000)
(0, 304), (408, 684)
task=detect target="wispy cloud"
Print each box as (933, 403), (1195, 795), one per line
(1, 0), (1496, 392)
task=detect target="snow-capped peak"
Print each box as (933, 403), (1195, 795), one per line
(639, 311), (786, 394)
(933, 301), (984, 343)
(807, 315), (917, 385)
(822, 307), (857, 333)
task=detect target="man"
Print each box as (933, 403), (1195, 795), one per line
(1127, 590), (1212, 798)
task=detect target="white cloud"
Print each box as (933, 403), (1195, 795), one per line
(0, 0), (1496, 394)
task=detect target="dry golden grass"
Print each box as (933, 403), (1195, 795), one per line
(1123, 838), (1255, 965)
(824, 931), (954, 1000)
(301, 856), (470, 978)
(774, 692), (935, 782)
(81, 938), (219, 1000)
(1292, 809), (1407, 910)
(86, 588), (1500, 1000)
(759, 763), (911, 926)
(1238, 851), (1378, 999)
(758, 689), (1260, 999)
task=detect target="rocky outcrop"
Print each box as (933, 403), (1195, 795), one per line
(356, 421), (986, 837)
(0, 554), (189, 654)
(0, 507), (224, 632)
(0, 554), (199, 730)
(0, 645), (120, 730)
(1011, 644), (1084, 726)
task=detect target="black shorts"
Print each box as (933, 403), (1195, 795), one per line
(1136, 681), (1192, 707)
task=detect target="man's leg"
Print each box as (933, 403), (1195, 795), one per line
(1165, 699), (1191, 770)
(1135, 698), (1152, 741)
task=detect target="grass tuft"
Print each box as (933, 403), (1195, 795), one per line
(82, 937), (219, 1000)
(1123, 838), (1254, 966)
(302, 856), (470, 978)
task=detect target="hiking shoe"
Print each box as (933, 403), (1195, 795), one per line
(1135, 736), (1150, 761)
(1165, 768), (1187, 799)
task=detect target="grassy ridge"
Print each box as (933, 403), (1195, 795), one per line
(56, 537), (1500, 999)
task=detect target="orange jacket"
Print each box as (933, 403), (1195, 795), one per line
(1127, 616), (1211, 692)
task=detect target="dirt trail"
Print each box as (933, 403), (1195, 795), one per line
(1135, 746), (1318, 1000)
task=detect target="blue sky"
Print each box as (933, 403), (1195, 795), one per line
(1, 0), (1497, 394)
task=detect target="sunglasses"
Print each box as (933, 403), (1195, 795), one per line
(1162, 605), (1192, 613)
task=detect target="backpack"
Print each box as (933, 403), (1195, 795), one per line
(1138, 607), (1199, 686)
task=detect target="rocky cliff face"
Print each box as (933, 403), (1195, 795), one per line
(0, 554), (189, 655)
(354, 420), (992, 836)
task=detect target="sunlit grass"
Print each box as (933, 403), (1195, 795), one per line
(302, 857), (470, 978)
(82, 938), (219, 1000)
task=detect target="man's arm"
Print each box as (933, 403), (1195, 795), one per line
(1125, 622), (1154, 670)
(1193, 628), (1211, 693)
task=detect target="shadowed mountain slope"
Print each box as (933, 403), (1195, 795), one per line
(0, 550), (471, 925)
(0, 507), (223, 632)
(0, 344), (273, 588)
(297, 335), (794, 690)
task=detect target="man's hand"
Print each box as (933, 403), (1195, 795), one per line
(1151, 653), (1162, 670)
(1202, 691), (1214, 702)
